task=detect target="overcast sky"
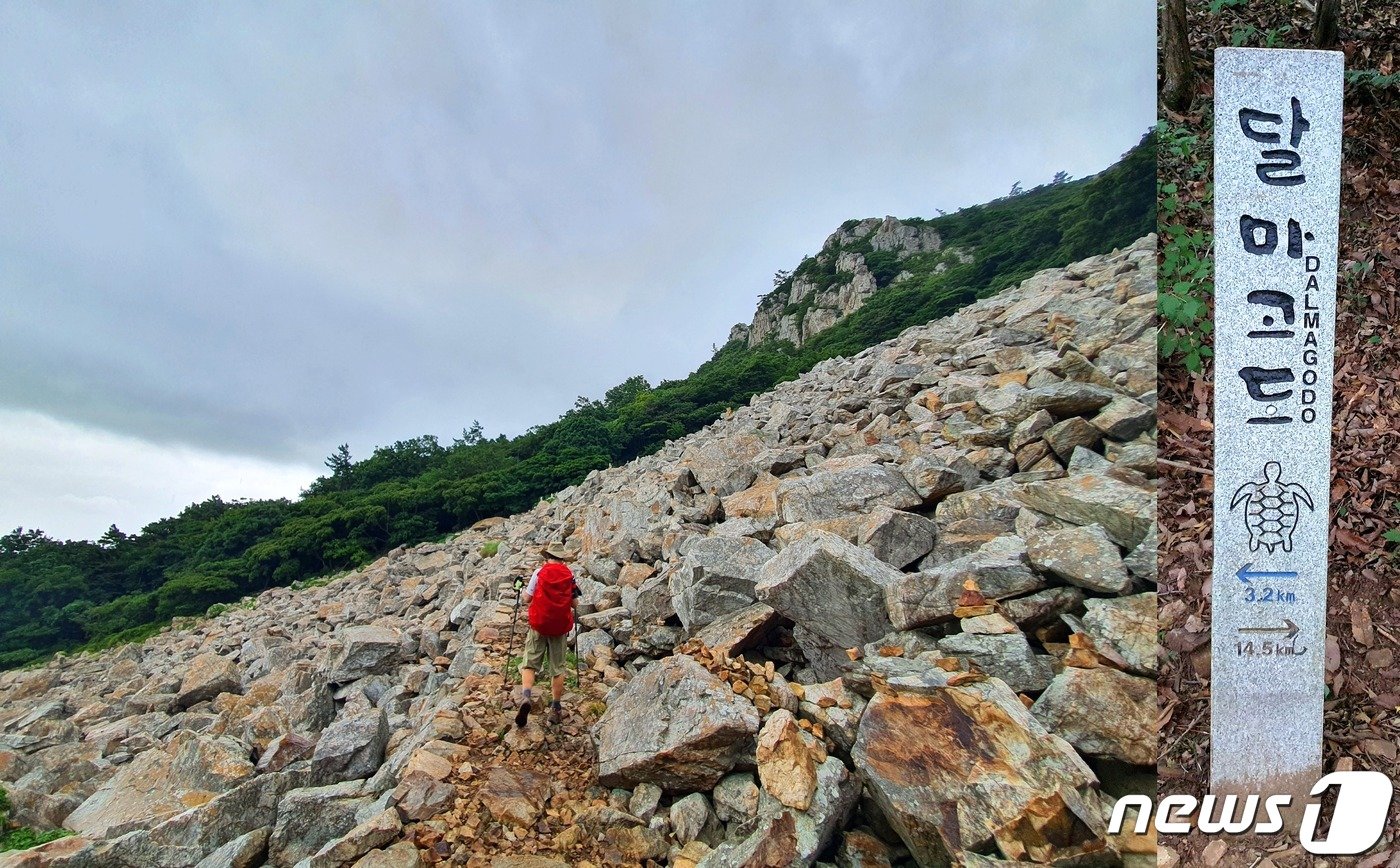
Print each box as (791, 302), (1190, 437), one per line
(0, 1), (1155, 541)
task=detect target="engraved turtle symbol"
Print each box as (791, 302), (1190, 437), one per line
(1230, 461), (1315, 554)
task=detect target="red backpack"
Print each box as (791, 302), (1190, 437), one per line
(528, 562), (576, 637)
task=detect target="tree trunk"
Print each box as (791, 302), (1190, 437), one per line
(1312, 0), (1340, 49)
(1160, 0), (1194, 113)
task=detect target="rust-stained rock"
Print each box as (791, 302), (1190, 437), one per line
(851, 675), (1104, 865)
(721, 473), (782, 520)
(953, 578), (995, 617)
(696, 812), (800, 868)
(602, 825), (669, 862)
(755, 710), (822, 811)
(479, 765), (550, 828)
(992, 787), (1113, 865)
(255, 732), (316, 774)
(391, 771), (455, 822)
(837, 829), (895, 867)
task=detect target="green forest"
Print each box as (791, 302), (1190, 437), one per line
(0, 131), (1154, 669)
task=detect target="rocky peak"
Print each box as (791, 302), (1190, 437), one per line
(734, 215), (969, 350)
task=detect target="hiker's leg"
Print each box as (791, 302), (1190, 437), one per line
(521, 630), (548, 698)
(551, 673), (564, 701)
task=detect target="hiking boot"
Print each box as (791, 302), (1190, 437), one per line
(514, 699), (532, 728)
(548, 701), (562, 724)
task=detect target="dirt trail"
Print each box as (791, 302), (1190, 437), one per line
(401, 589), (616, 867)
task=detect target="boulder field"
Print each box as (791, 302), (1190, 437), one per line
(0, 236), (1157, 867)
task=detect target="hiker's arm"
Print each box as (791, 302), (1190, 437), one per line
(521, 568), (541, 603)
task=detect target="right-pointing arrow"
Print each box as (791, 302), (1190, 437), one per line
(1239, 619), (1300, 640)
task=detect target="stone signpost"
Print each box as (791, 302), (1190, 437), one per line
(1211, 47), (1343, 802)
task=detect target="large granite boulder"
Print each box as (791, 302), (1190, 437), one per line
(176, 653), (242, 709)
(329, 626), (405, 684)
(310, 707), (388, 786)
(775, 464), (922, 524)
(593, 655), (760, 792)
(755, 534), (902, 675)
(683, 430), (768, 497)
(65, 732), (255, 839)
(671, 537), (777, 632)
(88, 768), (306, 868)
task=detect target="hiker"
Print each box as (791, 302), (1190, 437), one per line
(515, 543), (579, 727)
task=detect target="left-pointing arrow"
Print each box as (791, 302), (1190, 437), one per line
(1239, 619), (1300, 640)
(1236, 562), (1300, 583)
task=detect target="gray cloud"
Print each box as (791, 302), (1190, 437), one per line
(0, 1), (1155, 529)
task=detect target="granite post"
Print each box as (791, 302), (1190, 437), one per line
(1210, 47), (1343, 803)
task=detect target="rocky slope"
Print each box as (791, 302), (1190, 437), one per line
(730, 216), (971, 349)
(0, 236), (1157, 868)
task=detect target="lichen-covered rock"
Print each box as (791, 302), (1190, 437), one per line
(1082, 593), (1156, 675)
(937, 631), (1055, 693)
(593, 655), (759, 791)
(1027, 523), (1132, 594)
(1015, 472), (1154, 550)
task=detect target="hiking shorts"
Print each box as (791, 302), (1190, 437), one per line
(522, 629), (568, 678)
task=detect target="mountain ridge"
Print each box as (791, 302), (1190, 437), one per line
(0, 131), (1154, 671)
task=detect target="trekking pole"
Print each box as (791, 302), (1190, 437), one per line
(571, 624), (580, 687)
(503, 577), (524, 689)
